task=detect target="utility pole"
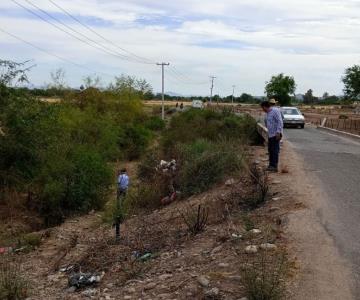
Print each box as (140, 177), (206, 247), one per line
(209, 76), (216, 104)
(232, 85), (236, 104)
(157, 62), (170, 120)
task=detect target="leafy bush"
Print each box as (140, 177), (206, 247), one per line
(119, 124), (152, 160)
(176, 139), (244, 196)
(19, 233), (42, 249)
(127, 109), (256, 211)
(162, 109), (257, 154)
(144, 116), (166, 131)
(39, 147), (112, 226)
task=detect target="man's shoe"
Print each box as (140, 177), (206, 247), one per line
(266, 166), (278, 172)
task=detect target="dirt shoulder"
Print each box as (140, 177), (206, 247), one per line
(280, 141), (354, 299)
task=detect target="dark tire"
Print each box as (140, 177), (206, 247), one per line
(300, 124), (305, 129)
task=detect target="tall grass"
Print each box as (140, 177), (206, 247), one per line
(0, 259), (28, 300)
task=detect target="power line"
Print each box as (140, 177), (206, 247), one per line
(0, 26), (114, 78)
(167, 68), (208, 86)
(170, 66), (208, 85)
(47, 0), (155, 65)
(22, 0), (145, 64)
(10, 0), (154, 65)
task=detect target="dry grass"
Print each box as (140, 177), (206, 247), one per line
(0, 258), (29, 300)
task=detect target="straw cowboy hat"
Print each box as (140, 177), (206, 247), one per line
(269, 98), (278, 104)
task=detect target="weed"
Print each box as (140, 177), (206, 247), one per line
(180, 204), (209, 235)
(0, 259), (29, 300)
(22, 233), (41, 248)
(241, 251), (287, 300)
(244, 164), (269, 209)
(242, 214), (255, 231)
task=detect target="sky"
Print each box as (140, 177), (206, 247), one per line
(0, 0), (359, 96)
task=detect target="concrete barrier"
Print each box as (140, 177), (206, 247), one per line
(257, 123), (268, 143)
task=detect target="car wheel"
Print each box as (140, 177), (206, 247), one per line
(300, 124), (305, 129)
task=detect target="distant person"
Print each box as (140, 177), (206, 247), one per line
(261, 101), (283, 172)
(180, 102), (184, 110)
(117, 168), (129, 199)
(176, 102), (179, 108)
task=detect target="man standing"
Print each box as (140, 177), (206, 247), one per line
(115, 168), (129, 241)
(261, 101), (283, 172)
(117, 168), (129, 199)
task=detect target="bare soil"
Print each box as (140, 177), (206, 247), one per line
(0, 145), (301, 300)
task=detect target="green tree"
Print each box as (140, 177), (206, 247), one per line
(83, 74), (102, 89)
(303, 89), (314, 104)
(265, 73), (296, 106)
(342, 65), (360, 100)
(238, 93), (255, 103)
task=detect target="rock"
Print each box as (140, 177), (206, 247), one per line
(125, 287), (136, 293)
(158, 294), (172, 299)
(158, 273), (173, 280)
(47, 274), (61, 282)
(272, 180), (281, 184)
(105, 296), (111, 300)
(249, 229), (261, 234)
(269, 206), (280, 212)
(254, 160), (260, 165)
(211, 245), (223, 254)
(144, 282), (156, 290)
(231, 233), (242, 239)
(225, 178), (236, 186)
(81, 289), (97, 297)
(245, 245), (258, 254)
(197, 276), (210, 287)
(218, 263), (229, 268)
(205, 287), (219, 298)
(123, 296), (132, 300)
(260, 243), (277, 250)
(238, 298), (248, 300)
(272, 197), (281, 201)
(66, 286), (77, 293)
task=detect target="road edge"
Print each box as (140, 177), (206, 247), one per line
(281, 141), (354, 300)
(317, 126), (360, 141)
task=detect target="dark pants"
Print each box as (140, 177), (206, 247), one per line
(268, 137), (280, 168)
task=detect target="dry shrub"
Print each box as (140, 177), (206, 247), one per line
(244, 164), (269, 209)
(0, 259), (29, 300)
(241, 251), (287, 300)
(180, 204), (209, 235)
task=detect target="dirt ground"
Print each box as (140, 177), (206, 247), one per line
(2, 140), (352, 299)
(1, 145), (301, 300)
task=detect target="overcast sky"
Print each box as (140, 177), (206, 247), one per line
(0, 0), (359, 96)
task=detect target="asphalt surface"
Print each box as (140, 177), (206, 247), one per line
(284, 126), (360, 295)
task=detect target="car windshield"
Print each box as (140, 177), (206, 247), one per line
(282, 108), (300, 115)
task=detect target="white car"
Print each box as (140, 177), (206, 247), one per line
(192, 100), (204, 109)
(281, 107), (305, 128)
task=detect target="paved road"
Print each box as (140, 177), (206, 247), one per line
(284, 127), (360, 295)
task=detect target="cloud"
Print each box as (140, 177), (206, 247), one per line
(0, 0), (359, 96)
